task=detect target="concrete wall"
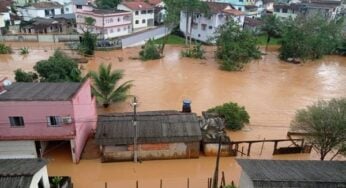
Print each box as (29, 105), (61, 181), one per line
(0, 34), (80, 42)
(29, 166), (50, 188)
(121, 26), (169, 48)
(101, 142), (200, 162)
(203, 143), (232, 156)
(239, 171), (255, 188)
(0, 141), (37, 159)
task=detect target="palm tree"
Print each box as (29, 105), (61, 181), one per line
(89, 64), (133, 108)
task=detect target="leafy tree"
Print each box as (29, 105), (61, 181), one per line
(14, 69), (38, 82)
(79, 17), (97, 56)
(261, 15), (282, 50)
(291, 98), (346, 160)
(207, 102), (250, 130)
(88, 64), (133, 108)
(34, 50), (82, 82)
(139, 39), (161, 61)
(95, 0), (121, 9)
(280, 15), (343, 61)
(215, 20), (261, 71)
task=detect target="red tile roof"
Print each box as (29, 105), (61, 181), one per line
(0, 0), (12, 13)
(125, 0), (161, 6)
(31, 1), (63, 9)
(223, 8), (244, 16)
(122, 1), (154, 10)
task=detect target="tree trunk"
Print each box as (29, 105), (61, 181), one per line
(189, 12), (193, 47)
(185, 11), (189, 46)
(265, 35), (271, 52)
(320, 152), (326, 161)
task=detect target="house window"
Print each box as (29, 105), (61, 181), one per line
(238, 7), (242, 11)
(148, 10), (153, 14)
(141, 10), (146, 14)
(209, 26), (213, 30)
(65, 7), (69, 12)
(142, 19), (146, 23)
(239, 0), (243, 2)
(135, 20), (139, 24)
(45, 10), (50, 16)
(76, 5), (82, 9)
(9, 116), (25, 127)
(47, 116), (61, 127)
(201, 24), (207, 31)
(118, 18), (120, 22)
(283, 8), (288, 13)
(61, 8), (64, 14)
(135, 11), (139, 15)
(192, 23), (198, 29)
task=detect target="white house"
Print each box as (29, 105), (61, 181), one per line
(20, 2), (64, 21)
(75, 5), (132, 39)
(0, 159), (50, 188)
(117, 1), (155, 31)
(179, 2), (244, 43)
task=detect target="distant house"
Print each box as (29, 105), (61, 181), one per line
(0, 80), (97, 163)
(243, 17), (263, 33)
(237, 159), (346, 188)
(0, 0), (12, 31)
(141, 0), (166, 25)
(263, 0), (274, 12)
(20, 2), (65, 21)
(179, 2), (244, 43)
(273, 0), (342, 20)
(95, 111), (202, 162)
(75, 5), (132, 39)
(118, 1), (155, 31)
(0, 158), (50, 188)
(203, 0), (264, 17)
(21, 17), (75, 34)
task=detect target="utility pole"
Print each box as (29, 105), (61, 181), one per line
(212, 119), (222, 188)
(131, 96), (138, 163)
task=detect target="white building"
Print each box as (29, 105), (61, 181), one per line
(75, 5), (132, 39)
(179, 2), (244, 43)
(118, 1), (155, 31)
(0, 159), (50, 188)
(20, 2), (65, 21)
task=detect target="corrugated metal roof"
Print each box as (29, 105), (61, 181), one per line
(0, 82), (82, 101)
(95, 111), (202, 145)
(237, 159), (346, 186)
(0, 176), (33, 188)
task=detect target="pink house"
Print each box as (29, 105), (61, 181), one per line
(75, 5), (132, 39)
(0, 79), (97, 163)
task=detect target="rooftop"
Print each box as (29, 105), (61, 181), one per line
(0, 159), (47, 188)
(95, 110), (202, 145)
(30, 1), (63, 9)
(0, 82), (82, 101)
(206, 2), (243, 16)
(91, 9), (130, 14)
(121, 1), (154, 10)
(237, 159), (346, 185)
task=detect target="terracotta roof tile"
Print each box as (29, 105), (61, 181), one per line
(122, 1), (154, 10)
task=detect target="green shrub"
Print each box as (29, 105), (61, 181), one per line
(181, 43), (205, 59)
(207, 102), (250, 130)
(0, 43), (12, 54)
(14, 69), (38, 82)
(20, 47), (29, 55)
(139, 39), (161, 61)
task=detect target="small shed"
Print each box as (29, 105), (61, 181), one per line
(0, 158), (50, 188)
(237, 159), (346, 188)
(95, 111), (202, 162)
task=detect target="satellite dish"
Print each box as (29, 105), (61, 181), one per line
(3, 79), (12, 86)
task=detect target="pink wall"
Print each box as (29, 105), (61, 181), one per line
(71, 79), (97, 162)
(0, 101), (75, 140)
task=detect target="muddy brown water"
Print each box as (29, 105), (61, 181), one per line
(0, 43), (345, 187)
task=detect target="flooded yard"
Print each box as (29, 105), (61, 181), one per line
(0, 43), (345, 187)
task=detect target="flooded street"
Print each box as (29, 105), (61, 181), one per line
(1, 43), (346, 187)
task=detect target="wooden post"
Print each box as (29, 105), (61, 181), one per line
(160, 179), (162, 188)
(105, 182), (107, 188)
(136, 180), (138, 188)
(221, 171), (226, 186)
(187, 178), (190, 188)
(241, 146), (244, 157)
(273, 141), (278, 155)
(260, 138), (265, 156)
(247, 143), (252, 156)
(235, 144), (239, 156)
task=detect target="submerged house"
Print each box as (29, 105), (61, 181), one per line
(237, 159), (346, 188)
(0, 79), (97, 163)
(95, 111), (202, 162)
(0, 158), (50, 188)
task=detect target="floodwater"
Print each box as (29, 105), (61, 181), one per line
(1, 43), (346, 187)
